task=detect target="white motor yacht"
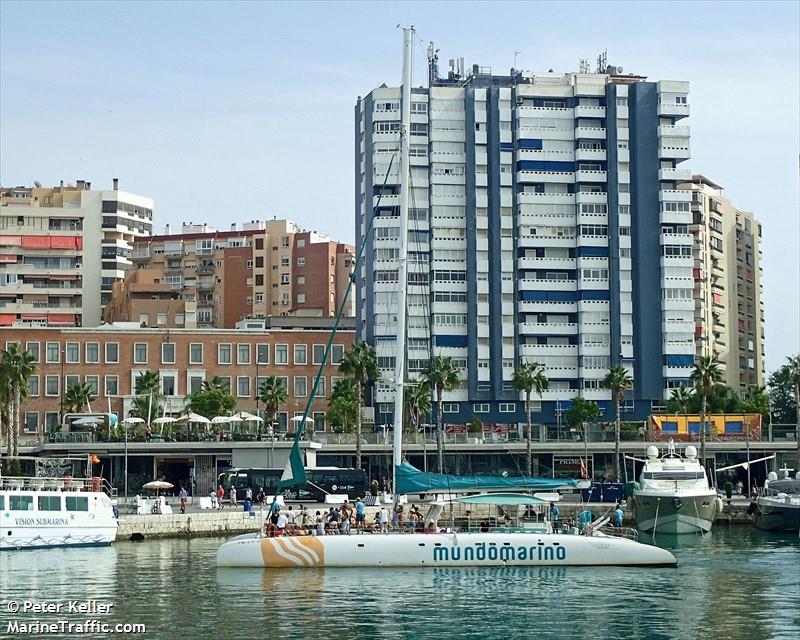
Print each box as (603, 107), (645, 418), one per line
(633, 442), (722, 534)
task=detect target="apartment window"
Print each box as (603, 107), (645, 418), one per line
(297, 257), (305, 267)
(297, 293), (306, 304)
(281, 236), (290, 248)
(188, 373), (204, 394)
(275, 344), (289, 365)
(175, 314), (185, 326)
(314, 376), (326, 397)
(161, 343), (176, 364)
(161, 374), (177, 396)
(45, 412), (59, 432)
(499, 403), (516, 413)
(294, 376), (308, 397)
(105, 342), (119, 364)
(157, 313), (167, 325)
(85, 342), (99, 364)
(281, 256), (290, 267)
(281, 273), (290, 285)
(443, 403), (459, 414)
(255, 293), (263, 304)
(26, 342), (40, 362)
(65, 375), (79, 389)
(218, 343), (232, 365)
(133, 343), (148, 364)
(65, 342), (80, 364)
(294, 344), (307, 365)
(85, 375), (99, 396)
(313, 412), (326, 432)
(28, 375), (39, 397)
(256, 344), (269, 364)
(312, 344), (325, 365)
(139, 313), (149, 326)
(246, 259), (254, 269)
(24, 412), (39, 433)
(45, 375), (59, 397)
(237, 376), (251, 397)
(105, 375), (119, 396)
(189, 343), (203, 364)
(237, 344), (251, 365)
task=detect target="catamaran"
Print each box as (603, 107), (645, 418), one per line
(216, 26), (676, 569)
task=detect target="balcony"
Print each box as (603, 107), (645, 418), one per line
(574, 126), (606, 140)
(516, 170), (574, 184)
(657, 103), (690, 118)
(660, 210), (691, 225)
(659, 144), (691, 160)
(659, 167), (692, 182)
(659, 189), (692, 203)
(658, 125), (690, 139)
(519, 322), (578, 335)
(517, 234), (576, 249)
(518, 256), (576, 270)
(574, 105), (606, 119)
(517, 192), (575, 206)
(575, 191), (608, 205)
(520, 343), (578, 357)
(518, 278), (577, 291)
(575, 169), (607, 183)
(575, 148), (606, 162)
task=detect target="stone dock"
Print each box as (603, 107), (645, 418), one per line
(116, 500), (753, 541)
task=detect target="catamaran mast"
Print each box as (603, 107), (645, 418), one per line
(392, 26), (414, 479)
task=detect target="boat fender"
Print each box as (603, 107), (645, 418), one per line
(672, 497), (682, 510)
(746, 501), (758, 516)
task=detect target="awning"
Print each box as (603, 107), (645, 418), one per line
(0, 235), (21, 247)
(48, 313), (76, 325)
(50, 275), (78, 280)
(0, 254), (17, 263)
(0, 314), (16, 326)
(452, 493), (548, 506)
(50, 236), (78, 249)
(20, 313), (48, 321)
(21, 236), (50, 249)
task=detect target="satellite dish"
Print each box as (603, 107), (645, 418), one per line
(34, 180), (42, 188)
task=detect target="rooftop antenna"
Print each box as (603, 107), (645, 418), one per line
(33, 180), (42, 188)
(579, 58), (590, 74)
(513, 50), (521, 71)
(596, 49), (608, 74)
(426, 41), (439, 87)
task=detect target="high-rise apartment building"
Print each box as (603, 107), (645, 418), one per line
(687, 175), (764, 391)
(356, 61), (693, 425)
(125, 220), (355, 328)
(0, 179), (153, 328)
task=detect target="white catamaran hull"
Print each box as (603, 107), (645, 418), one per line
(634, 492), (720, 534)
(216, 532), (676, 568)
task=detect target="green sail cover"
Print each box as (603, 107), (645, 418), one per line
(395, 461), (577, 494)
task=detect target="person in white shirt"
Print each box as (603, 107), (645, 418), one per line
(378, 507), (389, 533)
(285, 506), (296, 531)
(276, 512), (288, 535)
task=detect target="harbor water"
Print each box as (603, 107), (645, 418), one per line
(1, 527), (798, 639)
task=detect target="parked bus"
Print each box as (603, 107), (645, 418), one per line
(217, 467), (367, 502)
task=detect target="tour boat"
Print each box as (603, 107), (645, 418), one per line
(216, 26), (676, 569)
(750, 470), (800, 533)
(1, 461), (118, 550)
(633, 442), (722, 534)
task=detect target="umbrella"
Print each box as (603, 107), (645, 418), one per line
(122, 417), (145, 424)
(187, 412), (211, 424)
(153, 417), (177, 424)
(238, 411), (264, 422)
(73, 416), (105, 425)
(211, 415), (242, 424)
(142, 480), (174, 498)
(290, 415), (314, 423)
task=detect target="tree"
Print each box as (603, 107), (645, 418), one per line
(0, 345), (37, 458)
(602, 365), (634, 482)
(785, 355), (800, 469)
(328, 378), (359, 434)
(258, 376), (288, 437)
(691, 356), (723, 468)
(565, 397), (600, 479)
(62, 382), (96, 414)
(186, 386), (236, 420)
(667, 384), (694, 414)
(512, 361), (549, 476)
(423, 355), (461, 473)
(404, 377), (432, 434)
(739, 385), (770, 417)
(202, 376), (229, 392)
(339, 341), (378, 470)
(768, 358), (800, 424)
(129, 370), (163, 422)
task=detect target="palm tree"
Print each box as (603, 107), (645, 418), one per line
(602, 365), (634, 482)
(512, 361), (549, 476)
(202, 376), (229, 392)
(328, 378), (360, 434)
(339, 341), (378, 470)
(258, 376), (288, 438)
(786, 355), (800, 470)
(404, 377), (432, 434)
(669, 384), (694, 414)
(62, 382), (96, 413)
(0, 345), (37, 458)
(691, 356), (723, 469)
(130, 370), (163, 423)
(565, 396), (601, 479)
(423, 355), (461, 473)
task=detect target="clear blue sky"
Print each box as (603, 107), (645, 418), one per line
(1, 1), (798, 373)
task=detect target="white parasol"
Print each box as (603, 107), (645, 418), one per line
(290, 415), (314, 423)
(122, 417), (145, 424)
(237, 411), (264, 422)
(187, 412), (212, 424)
(72, 416), (105, 425)
(142, 480), (174, 497)
(152, 416), (177, 424)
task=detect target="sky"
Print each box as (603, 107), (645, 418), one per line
(1, 1), (798, 373)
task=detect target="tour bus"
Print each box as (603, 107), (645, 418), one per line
(217, 467), (367, 502)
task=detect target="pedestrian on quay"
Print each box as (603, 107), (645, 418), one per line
(216, 485), (225, 510)
(230, 486), (237, 508)
(379, 506), (389, 533)
(736, 480), (744, 496)
(209, 487), (217, 510)
(178, 486), (188, 514)
(246, 487), (253, 502)
(256, 487), (265, 504)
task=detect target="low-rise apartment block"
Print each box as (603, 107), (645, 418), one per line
(0, 179), (153, 327)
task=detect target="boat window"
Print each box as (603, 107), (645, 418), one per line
(38, 496), (62, 511)
(643, 471), (705, 480)
(66, 496), (89, 512)
(10, 495), (34, 511)
(0, 495), (4, 510)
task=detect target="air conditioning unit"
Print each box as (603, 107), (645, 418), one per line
(516, 96), (524, 105)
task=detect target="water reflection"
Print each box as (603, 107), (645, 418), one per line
(0, 529), (797, 640)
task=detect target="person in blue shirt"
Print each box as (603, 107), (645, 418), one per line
(355, 497), (366, 533)
(578, 509), (593, 533)
(549, 502), (560, 532)
(614, 504), (624, 529)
